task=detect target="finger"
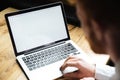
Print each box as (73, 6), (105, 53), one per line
(60, 56), (77, 70)
(60, 58), (78, 71)
(64, 56), (81, 64)
(60, 56), (83, 71)
(64, 56), (75, 63)
(60, 61), (79, 71)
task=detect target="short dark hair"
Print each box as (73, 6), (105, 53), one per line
(77, 0), (120, 27)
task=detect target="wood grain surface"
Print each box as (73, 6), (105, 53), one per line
(0, 8), (109, 80)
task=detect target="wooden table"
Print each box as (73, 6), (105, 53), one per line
(0, 8), (109, 80)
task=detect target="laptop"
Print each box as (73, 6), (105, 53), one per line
(5, 2), (88, 80)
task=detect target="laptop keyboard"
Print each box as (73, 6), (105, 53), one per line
(22, 43), (80, 71)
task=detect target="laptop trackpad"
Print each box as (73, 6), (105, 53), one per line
(28, 60), (64, 80)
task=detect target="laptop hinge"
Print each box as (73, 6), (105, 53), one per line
(24, 41), (65, 55)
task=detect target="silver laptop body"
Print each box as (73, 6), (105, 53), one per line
(5, 2), (88, 80)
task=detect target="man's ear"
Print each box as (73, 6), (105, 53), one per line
(91, 19), (105, 41)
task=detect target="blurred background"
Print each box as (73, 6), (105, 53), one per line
(0, 0), (80, 26)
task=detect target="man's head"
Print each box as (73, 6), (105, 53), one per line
(76, 0), (120, 60)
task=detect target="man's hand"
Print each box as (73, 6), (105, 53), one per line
(60, 56), (95, 79)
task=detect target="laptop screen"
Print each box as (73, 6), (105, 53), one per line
(7, 5), (68, 53)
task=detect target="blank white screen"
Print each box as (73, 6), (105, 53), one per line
(8, 6), (68, 53)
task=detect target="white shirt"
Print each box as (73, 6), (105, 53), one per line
(95, 60), (120, 80)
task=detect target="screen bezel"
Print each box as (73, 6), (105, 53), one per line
(5, 2), (70, 56)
